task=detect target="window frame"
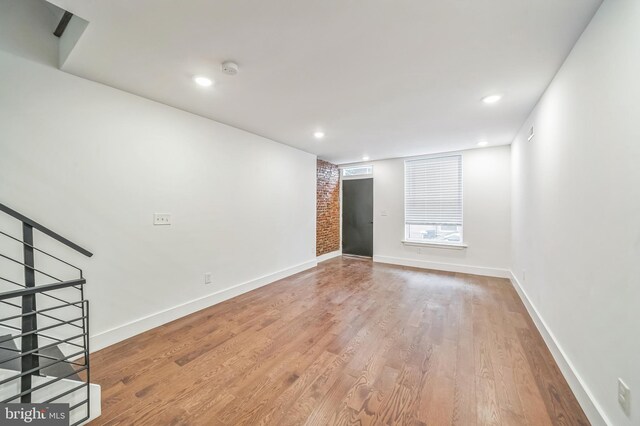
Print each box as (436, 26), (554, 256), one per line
(402, 153), (466, 249)
(340, 165), (373, 180)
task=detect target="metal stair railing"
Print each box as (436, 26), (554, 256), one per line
(0, 202), (93, 426)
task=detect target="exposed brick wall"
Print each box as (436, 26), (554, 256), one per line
(316, 160), (340, 256)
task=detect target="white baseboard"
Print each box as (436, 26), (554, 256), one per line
(509, 271), (610, 426)
(90, 259), (318, 352)
(317, 250), (342, 263)
(373, 255), (510, 278)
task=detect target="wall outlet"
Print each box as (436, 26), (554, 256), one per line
(522, 269), (526, 282)
(204, 273), (212, 285)
(381, 210), (388, 217)
(618, 378), (631, 416)
(153, 213), (171, 225)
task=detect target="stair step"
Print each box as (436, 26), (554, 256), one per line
(0, 335), (80, 380)
(0, 336), (21, 371)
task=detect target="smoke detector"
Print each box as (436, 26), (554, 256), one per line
(221, 61), (238, 75)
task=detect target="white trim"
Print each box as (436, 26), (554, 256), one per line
(317, 250), (342, 263)
(90, 259), (317, 352)
(401, 240), (468, 250)
(373, 255), (509, 278)
(509, 271), (610, 426)
(83, 382), (102, 425)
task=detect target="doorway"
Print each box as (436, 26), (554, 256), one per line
(342, 178), (373, 257)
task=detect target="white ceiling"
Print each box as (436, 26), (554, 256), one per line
(49, 0), (601, 164)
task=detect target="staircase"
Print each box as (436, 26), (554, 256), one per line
(0, 202), (100, 425)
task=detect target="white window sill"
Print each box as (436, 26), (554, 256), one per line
(402, 240), (468, 250)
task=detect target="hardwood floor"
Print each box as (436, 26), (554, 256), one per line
(89, 257), (589, 425)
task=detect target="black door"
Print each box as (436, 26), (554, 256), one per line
(342, 178), (373, 257)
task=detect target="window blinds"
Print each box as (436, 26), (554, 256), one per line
(404, 155), (463, 226)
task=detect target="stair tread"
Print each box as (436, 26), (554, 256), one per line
(0, 335), (81, 381)
(0, 335), (21, 371)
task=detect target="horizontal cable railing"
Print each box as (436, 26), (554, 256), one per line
(0, 279), (86, 301)
(0, 285), (91, 425)
(0, 202), (93, 425)
(0, 229), (83, 275)
(0, 203), (93, 258)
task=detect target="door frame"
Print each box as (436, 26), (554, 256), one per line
(339, 165), (374, 257)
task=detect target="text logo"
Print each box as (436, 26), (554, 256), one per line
(0, 404), (69, 425)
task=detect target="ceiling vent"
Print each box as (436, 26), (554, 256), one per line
(221, 61), (238, 75)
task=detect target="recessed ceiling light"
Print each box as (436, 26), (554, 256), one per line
(362, 155), (370, 161)
(477, 141), (489, 147)
(193, 76), (213, 87)
(313, 131), (325, 139)
(482, 94), (502, 104)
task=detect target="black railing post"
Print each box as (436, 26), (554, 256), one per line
(21, 223), (38, 403)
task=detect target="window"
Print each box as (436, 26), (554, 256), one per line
(404, 154), (463, 245)
(342, 165), (372, 179)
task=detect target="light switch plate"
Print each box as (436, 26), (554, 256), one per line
(618, 378), (631, 416)
(153, 213), (171, 225)
(204, 273), (212, 285)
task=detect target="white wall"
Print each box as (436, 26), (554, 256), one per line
(363, 145), (511, 277)
(510, 1), (639, 424)
(0, 0), (316, 351)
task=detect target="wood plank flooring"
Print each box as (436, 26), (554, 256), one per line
(88, 257), (589, 425)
